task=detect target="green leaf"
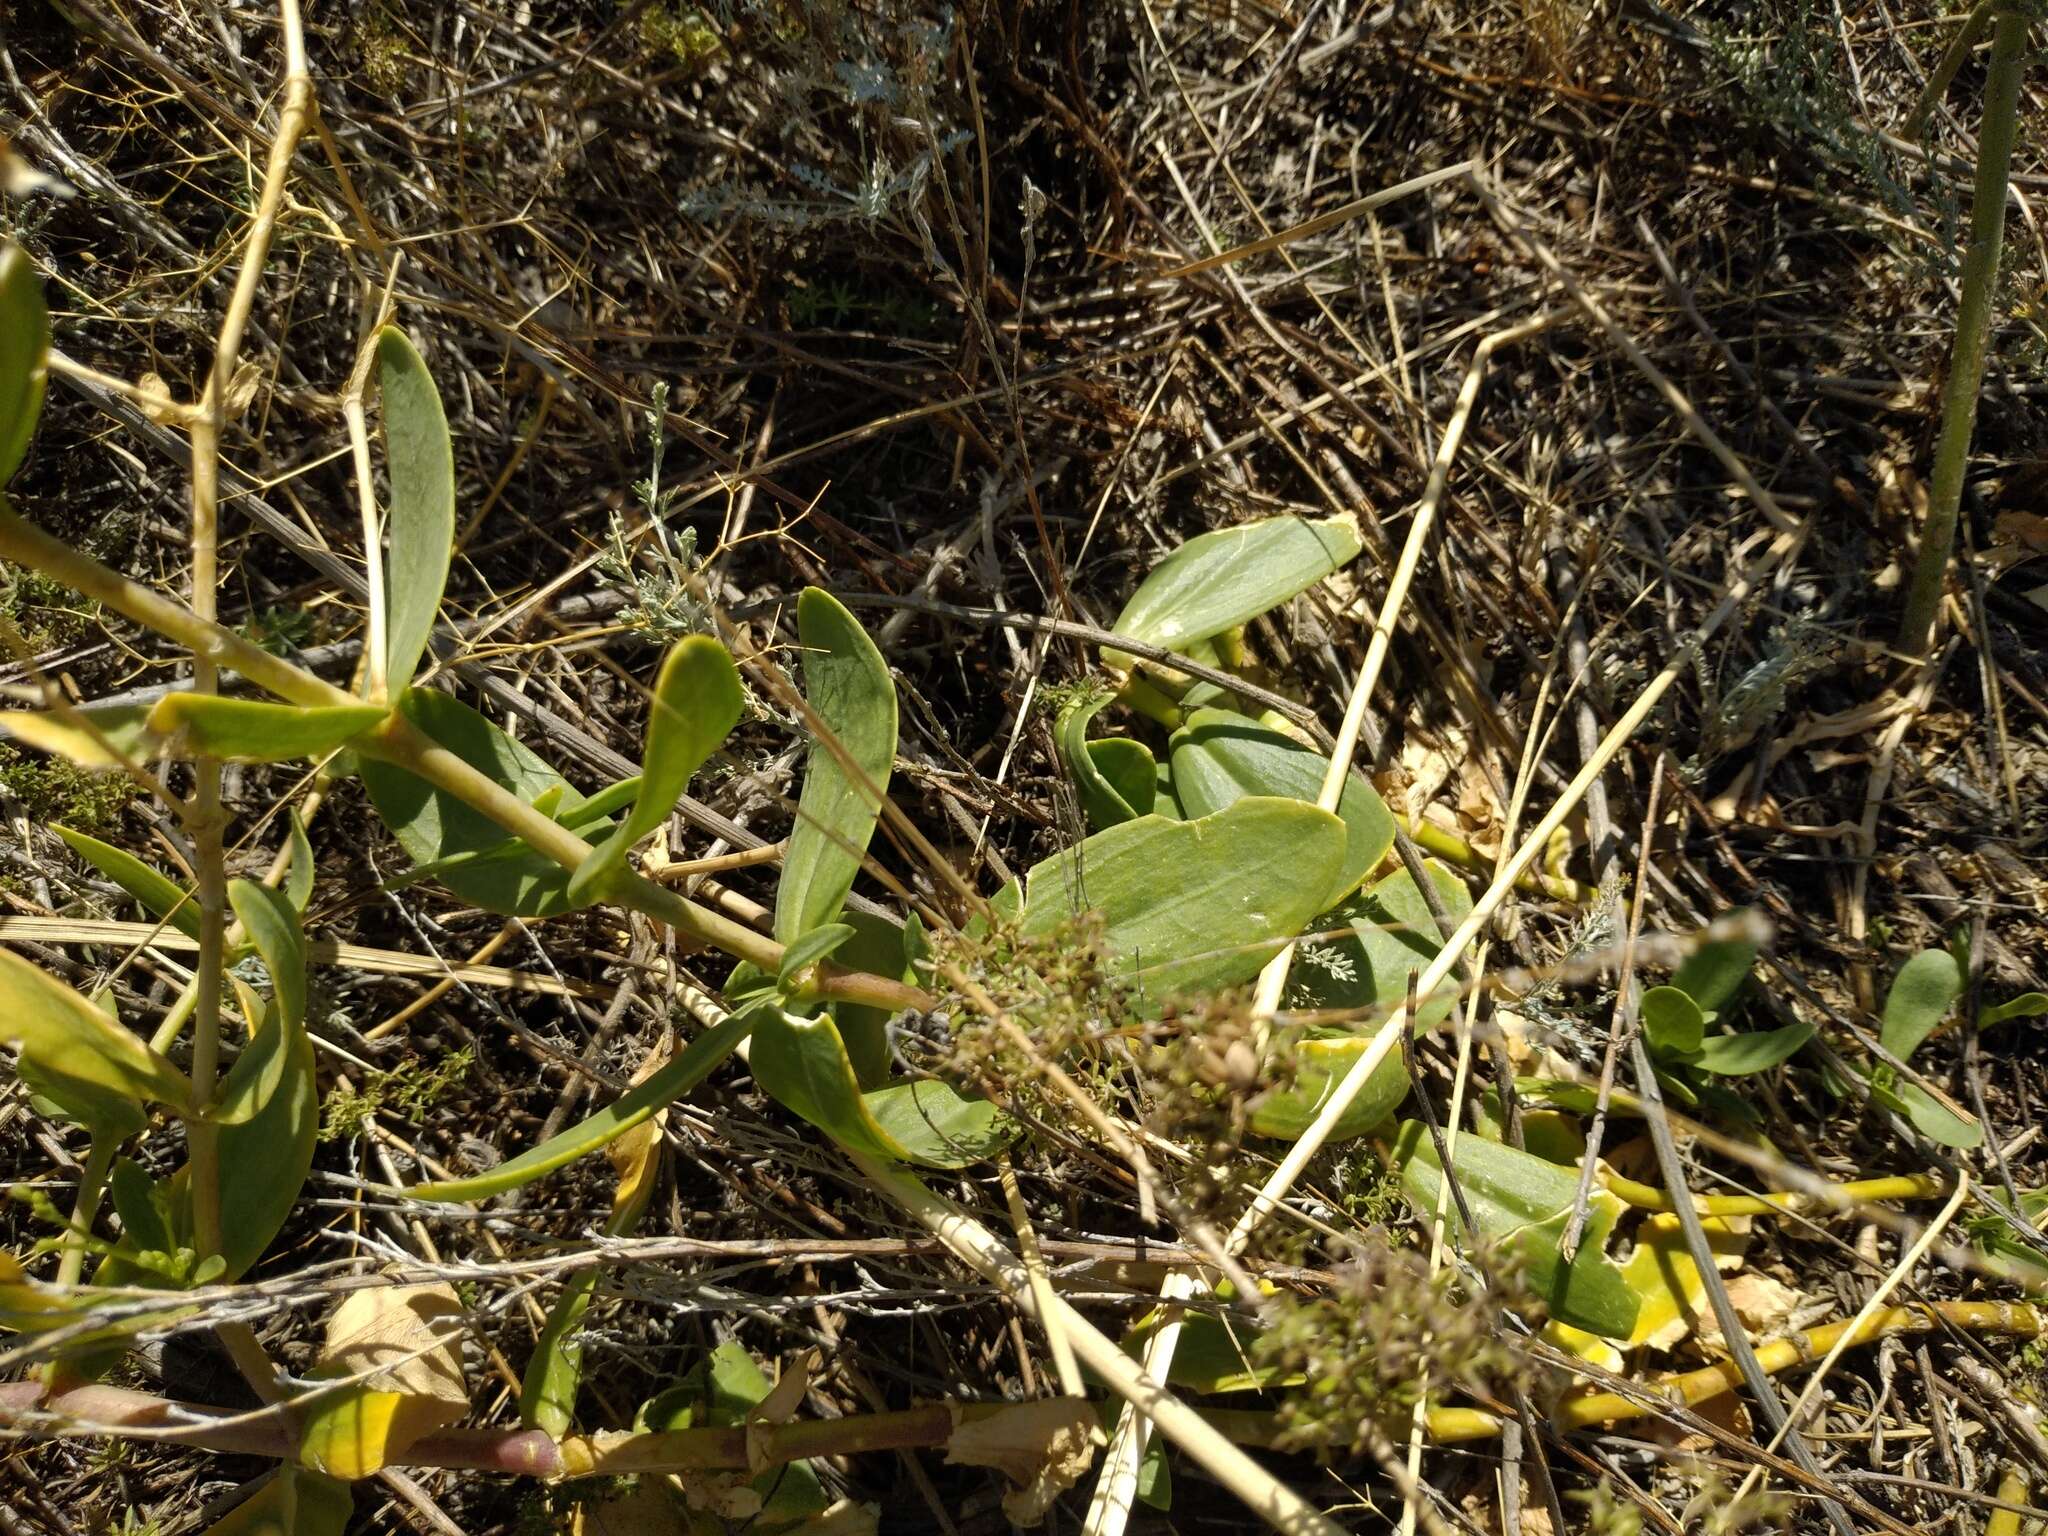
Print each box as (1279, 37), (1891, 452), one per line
(1869, 1074), (1983, 1149)
(358, 689), (603, 917)
(55, 826), (201, 941)
(566, 636), (744, 903)
(1011, 797), (1348, 1004)
(376, 327), (456, 694)
(1640, 986), (1705, 1061)
(775, 588), (898, 944)
(1669, 921), (1758, 1015)
(521, 1269), (600, 1437)
(110, 1158), (173, 1255)
(1107, 513), (1362, 665)
(1389, 1120), (1640, 1339)
(639, 1343), (830, 1523)
(1248, 862), (1473, 1143)
(407, 1007), (756, 1202)
(1056, 691), (1149, 830)
(147, 695), (383, 763)
(828, 911), (918, 1090)
(1094, 739), (1164, 818)
(285, 809), (316, 914)
(0, 701), (161, 770)
(1, 242), (49, 486)
(776, 922), (856, 989)
(199, 1465), (354, 1536)
(204, 886), (317, 1278)
(752, 1008), (1009, 1168)
(863, 1078), (1012, 1167)
(0, 947), (191, 1111)
(1692, 1019), (1813, 1076)
(1169, 707), (1395, 904)
(1983, 992), (2048, 1029)
(1882, 949), (1964, 1061)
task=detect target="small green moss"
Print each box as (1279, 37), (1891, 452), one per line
(0, 744), (137, 833)
(320, 1048), (474, 1142)
(1, 568), (97, 650)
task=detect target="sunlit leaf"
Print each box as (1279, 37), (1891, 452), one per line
(776, 922), (857, 990)
(1640, 986), (1705, 1061)
(299, 1282), (468, 1480)
(359, 689), (608, 916)
(1252, 863), (1473, 1143)
(752, 1008), (1009, 1168)
(1009, 797), (1347, 1005)
(1389, 1121), (1640, 1339)
(522, 1042), (671, 1436)
(1, 242), (48, 486)
(1984, 992), (2048, 1028)
(285, 809), (316, 914)
(54, 826), (200, 941)
(407, 1006), (755, 1202)
(1056, 691), (1149, 830)
(0, 701), (160, 770)
(1881, 949), (1964, 1061)
(376, 327), (455, 695)
(200, 1466), (353, 1536)
(203, 884), (317, 1278)
(567, 635), (743, 903)
(1618, 1212), (1747, 1351)
(147, 694), (383, 763)
(1669, 920), (1758, 1015)
(0, 948), (190, 1111)
(1693, 1018), (1812, 1076)
(1169, 707), (1394, 904)
(1869, 1074), (1983, 1148)
(776, 589), (897, 944)
(1107, 513), (1361, 666)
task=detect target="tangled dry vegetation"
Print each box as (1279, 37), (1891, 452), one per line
(3, 1), (2048, 1533)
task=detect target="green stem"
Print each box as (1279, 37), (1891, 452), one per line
(53, 1138), (115, 1291)
(1897, 8), (2031, 657)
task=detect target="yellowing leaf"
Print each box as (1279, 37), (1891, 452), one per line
(1619, 1213), (1749, 1352)
(0, 701), (160, 769)
(0, 948), (191, 1111)
(203, 1466), (353, 1536)
(299, 1282), (468, 1479)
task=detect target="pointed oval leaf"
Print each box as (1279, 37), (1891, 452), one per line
(567, 636), (744, 903)
(407, 1006), (755, 1203)
(1669, 921), (1758, 1015)
(1641, 986), (1705, 1061)
(285, 809), (316, 914)
(776, 922), (856, 989)
(1169, 707), (1394, 904)
(376, 327), (455, 694)
(148, 695), (383, 763)
(752, 1008), (1010, 1169)
(358, 689), (603, 916)
(1108, 513), (1361, 664)
(0, 701), (161, 769)
(1984, 992), (2048, 1029)
(1692, 1018), (1813, 1076)
(55, 825), (201, 940)
(521, 1270), (600, 1437)
(1390, 1120), (1640, 1339)
(775, 589), (898, 944)
(1882, 949), (1964, 1060)
(1, 242), (49, 486)
(0, 948), (191, 1109)
(1012, 797), (1347, 1005)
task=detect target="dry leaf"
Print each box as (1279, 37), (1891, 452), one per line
(298, 1281), (468, 1479)
(137, 373), (182, 427)
(946, 1398), (1099, 1526)
(743, 1349), (819, 1482)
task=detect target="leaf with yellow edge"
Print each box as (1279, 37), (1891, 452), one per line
(298, 1282), (468, 1480)
(202, 1466), (353, 1536)
(147, 695), (384, 764)
(0, 701), (160, 769)
(0, 947), (191, 1111)
(1617, 1212), (1749, 1352)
